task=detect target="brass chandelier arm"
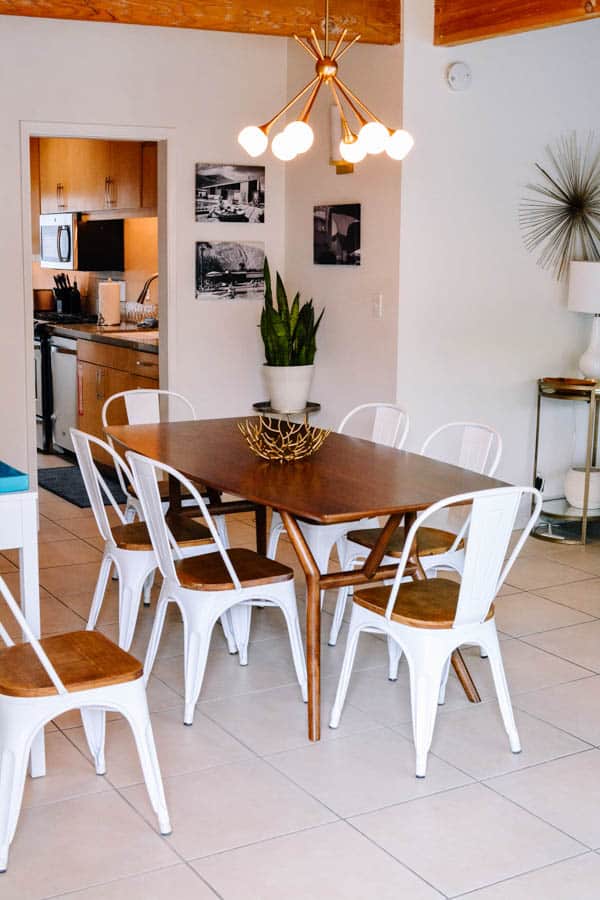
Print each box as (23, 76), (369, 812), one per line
(261, 75), (320, 132)
(309, 27), (325, 59)
(333, 77), (368, 128)
(329, 28), (348, 60)
(333, 33), (361, 61)
(328, 81), (354, 143)
(334, 75), (389, 128)
(293, 34), (318, 60)
(299, 78), (324, 123)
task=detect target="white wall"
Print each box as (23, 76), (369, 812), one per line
(398, 2), (599, 490)
(284, 40), (404, 430)
(0, 16), (287, 475)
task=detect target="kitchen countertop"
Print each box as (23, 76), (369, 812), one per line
(50, 323), (159, 354)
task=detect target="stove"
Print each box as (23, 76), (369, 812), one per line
(34, 312), (97, 335)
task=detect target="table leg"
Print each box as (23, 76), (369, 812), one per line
(280, 510), (321, 741)
(20, 497), (46, 777)
(168, 474), (182, 513)
(255, 505), (267, 555)
(405, 512), (481, 704)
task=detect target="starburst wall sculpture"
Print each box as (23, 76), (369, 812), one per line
(520, 133), (600, 280)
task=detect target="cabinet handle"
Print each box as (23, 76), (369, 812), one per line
(136, 360), (155, 368)
(105, 176), (115, 207)
(57, 183), (65, 209)
(95, 368), (106, 401)
(77, 364), (84, 416)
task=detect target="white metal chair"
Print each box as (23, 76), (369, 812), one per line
(329, 421), (502, 647)
(127, 451), (307, 726)
(0, 574), (171, 872)
(330, 485), (542, 778)
(71, 429), (235, 654)
(267, 402), (410, 603)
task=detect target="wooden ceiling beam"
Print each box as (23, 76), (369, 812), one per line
(435, 0), (600, 45)
(0, 0), (401, 45)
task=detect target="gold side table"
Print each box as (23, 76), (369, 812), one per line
(533, 377), (600, 544)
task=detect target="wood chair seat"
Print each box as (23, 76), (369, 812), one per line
(175, 548), (294, 592)
(354, 578), (494, 630)
(0, 631), (142, 698)
(111, 514), (213, 551)
(347, 525), (464, 558)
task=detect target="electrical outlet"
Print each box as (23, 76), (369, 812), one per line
(372, 293), (383, 319)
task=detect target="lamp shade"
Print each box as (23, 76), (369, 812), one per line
(568, 261), (600, 314)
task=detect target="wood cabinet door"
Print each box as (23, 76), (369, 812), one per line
(141, 142), (158, 210)
(108, 141), (142, 210)
(40, 138), (109, 213)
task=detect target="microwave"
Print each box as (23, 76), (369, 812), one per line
(39, 213), (124, 271)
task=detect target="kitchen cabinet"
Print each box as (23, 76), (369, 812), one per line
(141, 142), (158, 210)
(77, 339), (158, 464)
(39, 138), (154, 215)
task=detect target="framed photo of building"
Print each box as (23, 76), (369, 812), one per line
(195, 164), (265, 223)
(195, 241), (265, 301)
(313, 203), (361, 265)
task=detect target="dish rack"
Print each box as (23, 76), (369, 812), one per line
(121, 301), (159, 324)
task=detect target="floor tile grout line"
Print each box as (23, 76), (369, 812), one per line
(516, 634), (600, 674)
(41, 860), (222, 900)
(449, 848), (594, 898)
(479, 774), (596, 851)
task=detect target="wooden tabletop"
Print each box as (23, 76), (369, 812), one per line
(107, 417), (508, 524)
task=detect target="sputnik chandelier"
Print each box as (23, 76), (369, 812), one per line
(237, 0), (414, 165)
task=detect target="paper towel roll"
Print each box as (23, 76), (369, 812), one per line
(98, 280), (121, 326)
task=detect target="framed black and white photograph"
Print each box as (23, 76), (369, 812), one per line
(195, 241), (265, 301)
(313, 203), (361, 265)
(195, 164), (265, 223)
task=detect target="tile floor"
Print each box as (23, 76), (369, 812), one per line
(3, 470), (600, 898)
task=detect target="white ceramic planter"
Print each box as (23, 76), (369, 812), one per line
(263, 364), (315, 413)
(564, 466), (600, 509)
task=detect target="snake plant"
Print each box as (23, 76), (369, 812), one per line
(260, 258), (324, 366)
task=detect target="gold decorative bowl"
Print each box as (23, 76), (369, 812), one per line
(238, 416), (331, 462)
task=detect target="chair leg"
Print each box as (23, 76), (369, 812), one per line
(328, 586), (349, 647)
(81, 707), (106, 775)
(0, 735), (31, 872)
(387, 635), (403, 681)
(122, 683), (171, 835)
(117, 560), (155, 651)
(219, 609), (238, 654)
(215, 515), (229, 548)
(278, 587), (308, 701)
(329, 608), (364, 728)
(183, 628), (210, 726)
(142, 570), (156, 607)
(267, 516), (284, 559)
(438, 655), (451, 705)
(410, 647), (448, 778)
(483, 626), (521, 753)
(87, 554), (113, 632)
(144, 591), (171, 683)
(229, 603), (252, 666)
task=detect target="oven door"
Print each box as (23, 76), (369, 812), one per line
(34, 338), (45, 450)
(40, 213), (77, 270)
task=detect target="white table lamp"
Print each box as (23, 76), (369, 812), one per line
(568, 261), (600, 378)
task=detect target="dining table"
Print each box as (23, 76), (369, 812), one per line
(107, 416), (507, 741)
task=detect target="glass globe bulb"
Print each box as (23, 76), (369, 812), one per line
(284, 120), (314, 154)
(238, 125), (268, 158)
(386, 129), (414, 161)
(358, 121), (390, 155)
(339, 138), (367, 164)
(271, 131), (297, 161)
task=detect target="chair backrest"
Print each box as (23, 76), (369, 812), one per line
(421, 422), (502, 477)
(0, 575), (67, 694)
(127, 451), (239, 588)
(385, 486), (542, 628)
(338, 402), (409, 450)
(102, 389), (196, 496)
(71, 428), (130, 542)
